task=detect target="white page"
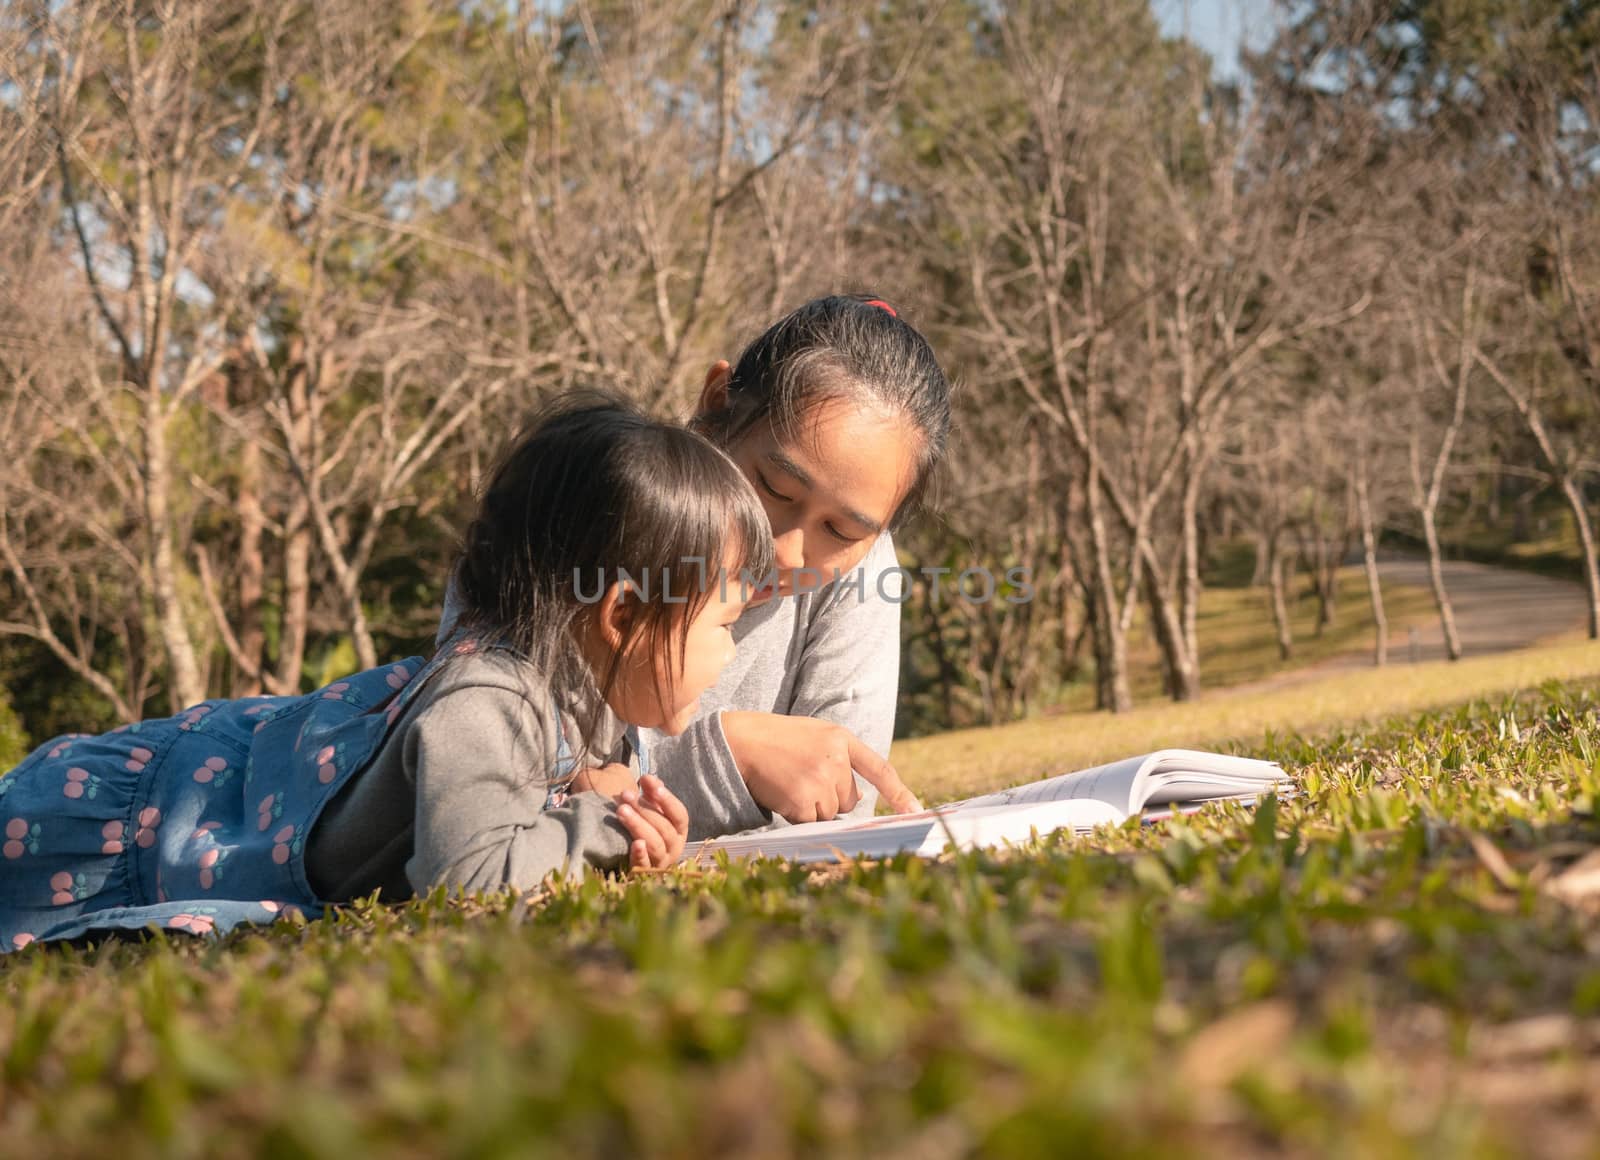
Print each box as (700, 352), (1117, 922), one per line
(683, 798), (1125, 865)
(1138, 751), (1287, 807)
(953, 754), (1151, 815)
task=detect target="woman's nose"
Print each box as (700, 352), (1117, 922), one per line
(772, 526), (806, 571)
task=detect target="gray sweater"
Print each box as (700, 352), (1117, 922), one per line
(638, 532), (904, 840)
(304, 533), (904, 897)
(305, 647), (636, 899)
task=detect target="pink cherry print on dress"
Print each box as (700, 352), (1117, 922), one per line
(50, 870), (74, 906)
(102, 819), (125, 855)
(4, 817), (27, 859)
(191, 821), (220, 840)
(125, 746), (152, 773)
(198, 847), (220, 890)
(271, 824), (295, 865)
(316, 746), (338, 784)
(11, 932), (34, 948)
(47, 742), (67, 759)
(321, 681), (351, 701)
(257, 794), (277, 832)
(385, 664), (411, 690)
(63, 767), (89, 799)
(178, 704), (212, 731)
(193, 756), (227, 784)
(134, 806), (161, 849)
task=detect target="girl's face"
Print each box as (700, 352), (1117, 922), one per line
(594, 548), (750, 735)
(701, 369), (922, 601)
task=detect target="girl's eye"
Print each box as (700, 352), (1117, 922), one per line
(757, 473), (792, 503)
(826, 523), (863, 545)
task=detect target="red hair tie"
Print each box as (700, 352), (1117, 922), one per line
(863, 299), (898, 317)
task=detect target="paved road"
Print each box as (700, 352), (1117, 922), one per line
(1353, 555), (1591, 666)
(1235, 555), (1592, 693)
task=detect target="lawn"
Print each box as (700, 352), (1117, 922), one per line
(3, 662), (1599, 1157)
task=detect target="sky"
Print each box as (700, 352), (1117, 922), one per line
(1150, 0), (1279, 79)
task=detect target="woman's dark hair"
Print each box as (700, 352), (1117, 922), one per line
(696, 293), (952, 528)
(455, 391), (773, 767)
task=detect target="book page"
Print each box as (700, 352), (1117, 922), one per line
(951, 754), (1151, 815)
(1137, 751), (1288, 807)
(682, 798), (1125, 865)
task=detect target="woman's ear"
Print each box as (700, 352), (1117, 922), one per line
(594, 580), (638, 652)
(695, 360), (732, 420)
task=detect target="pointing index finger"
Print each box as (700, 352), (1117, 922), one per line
(846, 734), (922, 814)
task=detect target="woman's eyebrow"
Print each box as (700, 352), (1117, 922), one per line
(846, 509), (885, 535)
(764, 450), (813, 487)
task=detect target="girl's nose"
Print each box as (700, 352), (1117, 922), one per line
(771, 526), (805, 572)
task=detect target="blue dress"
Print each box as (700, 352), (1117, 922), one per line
(0, 640), (597, 950)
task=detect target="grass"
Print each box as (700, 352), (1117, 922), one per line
(895, 638), (1600, 805)
(4, 658), (1600, 1157)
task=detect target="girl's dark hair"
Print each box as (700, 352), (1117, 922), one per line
(697, 294), (952, 528)
(455, 391), (773, 768)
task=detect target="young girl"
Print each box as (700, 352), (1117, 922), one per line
(0, 395), (772, 950)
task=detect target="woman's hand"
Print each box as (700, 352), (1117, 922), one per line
(570, 762), (637, 799)
(720, 711), (922, 823)
(616, 775), (689, 870)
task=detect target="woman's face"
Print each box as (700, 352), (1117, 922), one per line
(701, 368), (922, 600)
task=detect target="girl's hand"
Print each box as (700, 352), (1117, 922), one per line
(571, 762), (637, 799)
(616, 775), (688, 870)
(720, 712), (922, 823)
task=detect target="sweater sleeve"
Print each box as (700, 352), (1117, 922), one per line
(647, 709), (768, 842)
(647, 534), (904, 837)
(403, 682), (632, 893)
(784, 533), (904, 820)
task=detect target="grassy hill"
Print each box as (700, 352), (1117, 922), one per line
(4, 656), (1599, 1158)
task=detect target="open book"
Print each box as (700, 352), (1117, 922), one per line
(681, 749), (1290, 865)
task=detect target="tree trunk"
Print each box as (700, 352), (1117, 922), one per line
(1314, 535), (1342, 635)
(1268, 534), (1294, 662)
(143, 396), (206, 711)
(1420, 507), (1462, 661)
(1557, 474), (1600, 640)
(1251, 531), (1272, 586)
(1147, 575), (1199, 701)
(1173, 441), (1205, 700)
(274, 355), (314, 693)
(233, 436), (265, 697)
(1356, 472), (1388, 667)
(1091, 595), (1132, 713)
(1086, 471), (1132, 714)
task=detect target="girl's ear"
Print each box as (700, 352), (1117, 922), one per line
(595, 580), (639, 652)
(695, 360), (732, 420)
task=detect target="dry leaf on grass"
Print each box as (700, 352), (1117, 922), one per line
(1178, 1001), (1297, 1092)
(1545, 849), (1600, 907)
